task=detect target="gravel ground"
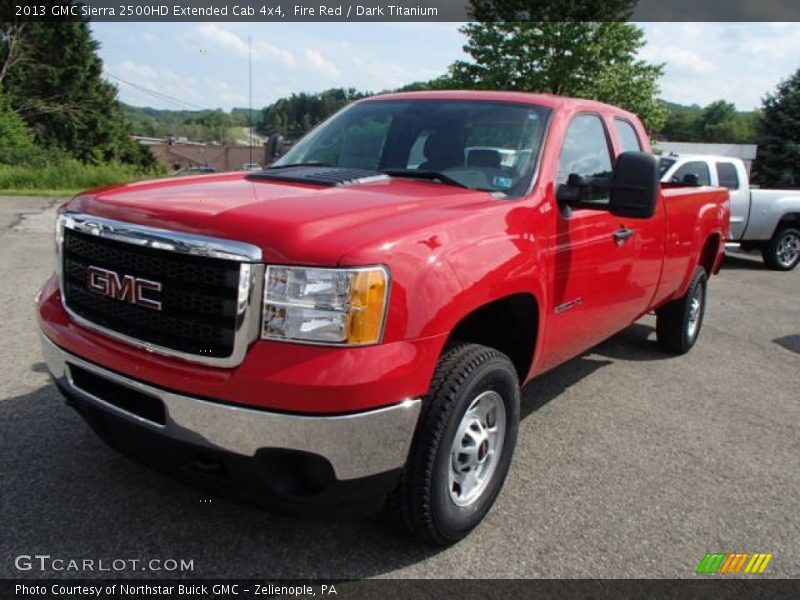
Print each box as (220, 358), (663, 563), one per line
(1, 195), (798, 579)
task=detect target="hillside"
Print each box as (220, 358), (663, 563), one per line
(120, 94), (761, 145)
(121, 104), (257, 144)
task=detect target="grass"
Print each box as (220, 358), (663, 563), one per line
(0, 160), (164, 196)
(0, 188), (81, 197)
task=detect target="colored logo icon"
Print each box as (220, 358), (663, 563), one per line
(696, 552), (773, 574)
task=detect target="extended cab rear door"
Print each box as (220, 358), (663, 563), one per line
(714, 159), (749, 240)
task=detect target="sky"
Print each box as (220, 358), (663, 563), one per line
(90, 22), (800, 113)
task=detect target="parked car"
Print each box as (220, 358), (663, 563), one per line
(171, 166), (216, 177)
(660, 154), (800, 270)
(37, 92), (729, 545)
(241, 163), (262, 171)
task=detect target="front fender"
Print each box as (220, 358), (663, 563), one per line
(435, 234), (545, 335)
(339, 208), (545, 343)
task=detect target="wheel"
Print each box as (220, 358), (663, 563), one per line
(656, 266), (707, 355)
(762, 226), (800, 271)
(389, 343), (520, 545)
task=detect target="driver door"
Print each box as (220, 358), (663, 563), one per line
(540, 113), (641, 370)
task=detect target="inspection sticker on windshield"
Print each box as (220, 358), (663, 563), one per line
(493, 176), (513, 189)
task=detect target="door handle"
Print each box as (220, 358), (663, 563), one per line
(614, 228), (635, 244)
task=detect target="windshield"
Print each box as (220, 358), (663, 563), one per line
(659, 157), (677, 178)
(272, 99), (551, 197)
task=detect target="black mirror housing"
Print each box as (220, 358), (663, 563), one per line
(609, 151), (659, 219)
(556, 178), (582, 207)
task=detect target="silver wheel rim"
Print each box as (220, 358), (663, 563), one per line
(776, 232), (800, 268)
(447, 390), (506, 507)
(687, 283), (704, 340)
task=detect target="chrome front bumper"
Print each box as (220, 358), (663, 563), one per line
(40, 334), (421, 481)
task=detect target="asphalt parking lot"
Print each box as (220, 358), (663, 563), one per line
(1, 195), (798, 579)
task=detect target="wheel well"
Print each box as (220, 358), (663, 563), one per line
(699, 234), (721, 276)
(447, 294), (538, 382)
(776, 212), (800, 232)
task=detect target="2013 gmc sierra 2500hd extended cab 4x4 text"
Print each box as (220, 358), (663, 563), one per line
(36, 91), (730, 545)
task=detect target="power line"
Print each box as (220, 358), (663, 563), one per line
(116, 84), (169, 110)
(105, 72), (206, 111)
(107, 73), (203, 110)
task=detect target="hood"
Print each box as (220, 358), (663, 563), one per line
(70, 172), (499, 265)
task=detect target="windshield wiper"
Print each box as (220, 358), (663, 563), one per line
(381, 169), (472, 190)
(267, 161), (332, 170)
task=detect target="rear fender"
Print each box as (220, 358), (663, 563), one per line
(676, 191), (728, 297)
(744, 194), (800, 241)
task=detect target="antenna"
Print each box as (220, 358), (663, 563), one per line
(248, 34), (253, 165)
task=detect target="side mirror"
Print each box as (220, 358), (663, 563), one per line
(555, 173), (584, 209)
(556, 153), (659, 220)
(608, 151), (659, 219)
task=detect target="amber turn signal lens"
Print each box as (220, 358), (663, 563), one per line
(347, 268), (388, 345)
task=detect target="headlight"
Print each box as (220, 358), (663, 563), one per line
(54, 212), (67, 278)
(262, 265), (389, 345)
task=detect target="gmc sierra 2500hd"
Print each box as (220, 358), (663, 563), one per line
(660, 154), (800, 271)
(37, 92), (729, 545)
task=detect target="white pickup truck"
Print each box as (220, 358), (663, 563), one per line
(660, 154), (800, 271)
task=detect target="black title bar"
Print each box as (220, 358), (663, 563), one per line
(5, 579), (800, 600)
(4, 0), (800, 22)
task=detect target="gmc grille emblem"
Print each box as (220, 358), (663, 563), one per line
(86, 266), (163, 311)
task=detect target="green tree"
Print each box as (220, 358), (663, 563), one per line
(660, 102), (703, 141)
(753, 68), (800, 187)
(697, 100), (736, 139)
(444, 1), (667, 132)
(696, 100), (756, 143)
(396, 77), (453, 92)
(466, 0), (636, 21)
(0, 5), (152, 166)
(259, 88), (370, 138)
(0, 85), (45, 165)
(661, 100), (758, 144)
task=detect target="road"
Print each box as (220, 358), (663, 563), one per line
(1, 195), (798, 579)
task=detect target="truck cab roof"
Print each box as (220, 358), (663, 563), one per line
(366, 90), (642, 121)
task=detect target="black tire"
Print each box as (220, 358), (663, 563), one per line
(656, 266), (707, 355)
(761, 226), (800, 271)
(389, 343), (520, 545)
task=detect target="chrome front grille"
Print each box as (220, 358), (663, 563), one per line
(58, 213), (263, 367)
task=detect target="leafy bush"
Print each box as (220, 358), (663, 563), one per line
(0, 89), (43, 166)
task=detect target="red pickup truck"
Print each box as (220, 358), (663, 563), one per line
(36, 91), (729, 545)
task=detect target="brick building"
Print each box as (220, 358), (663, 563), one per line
(144, 142), (270, 172)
